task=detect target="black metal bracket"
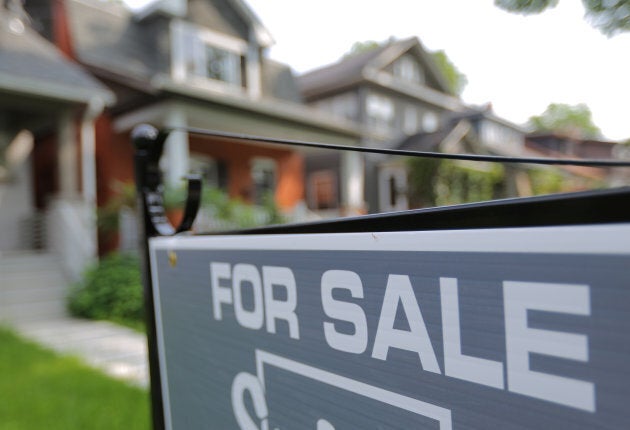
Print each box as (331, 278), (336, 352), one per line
(132, 123), (202, 236)
(131, 123), (202, 430)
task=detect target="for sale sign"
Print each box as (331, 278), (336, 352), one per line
(149, 224), (630, 429)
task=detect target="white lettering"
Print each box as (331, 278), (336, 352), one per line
(263, 266), (300, 339)
(372, 275), (441, 374)
(441, 277), (504, 389)
(321, 270), (368, 354)
(504, 281), (594, 412)
(231, 372), (268, 430)
(233, 264), (264, 330)
(210, 262), (232, 320)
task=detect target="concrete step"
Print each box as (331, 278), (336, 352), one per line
(0, 252), (64, 273)
(0, 252), (70, 324)
(0, 299), (68, 324)
(1, 273), (67, 292)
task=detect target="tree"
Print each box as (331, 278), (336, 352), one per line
(494, 0), (630, 36)
(343, 40), (381, 58)
(430, 49), (468, 96)
(528, 103), (602, 138)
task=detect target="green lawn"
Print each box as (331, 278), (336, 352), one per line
(0, 327), (151, 430)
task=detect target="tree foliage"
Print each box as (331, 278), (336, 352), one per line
(343, 40), (381, 58)
(407, 158), (506, 208)
(430, 49), (468, 96)
(528, 103), (602, 138)
(68, 253), (144, 328)
(495, 0), (630, 36)
(495, 0), (559, 14)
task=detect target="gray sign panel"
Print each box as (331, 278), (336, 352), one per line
(149, 224), (630, 429)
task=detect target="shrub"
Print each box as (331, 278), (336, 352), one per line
(200, 187), (286, 230)
(68, 253), (144, 328)
(407, 158), (506, 208)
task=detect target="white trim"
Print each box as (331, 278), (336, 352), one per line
(363, 68), (463, 112)
(150, 223), (630, 255)
(194, 26), (247, 54)
(112, 86), (361, 139)
(230, 0), (274, 47)
(149, 245), (174, 430)
(340, 150), (365, 213)
(170, 20), (247, 87)
(79, 100), (104, 261)
(0, 71), (115, 106)
(163, 106), (189, 187)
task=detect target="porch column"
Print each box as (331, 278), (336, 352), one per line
(80, 100), (103, 260)
(58, 110), (78, 197)
(164, 106), (189, 187)
(247, 30), (262, 99)
(340, 151), (365, 215)
(81, 113), (98, 205)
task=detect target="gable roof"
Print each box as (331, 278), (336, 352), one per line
(447, 105), (528, 134)
(135, 0), (273, 47)
(298, 44), (388, 99)
(66, 0), (161, 82)
(298, 37), (454, 100)
(396, 120), (482, 155)
(53, 0), (293, 102)
(226, 0), (273, 47)
(0, 8), (114, 105)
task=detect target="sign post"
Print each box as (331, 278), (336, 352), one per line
(133, 125), (201, 430)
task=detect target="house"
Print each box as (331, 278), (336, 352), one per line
(392, 105), (529, 206)
(0, 0), (114, 278)
(526, 132), (630, 188)
(298, 38), (547, 212)
(22, 0), (361, 258)
(297, 37), (465, 213)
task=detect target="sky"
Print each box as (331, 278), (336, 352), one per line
(127, 0), (630, 141)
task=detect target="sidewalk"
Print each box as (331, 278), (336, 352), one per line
(13, 317), (149, 388)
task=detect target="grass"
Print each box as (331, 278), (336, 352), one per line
(0, 327), (151, 430)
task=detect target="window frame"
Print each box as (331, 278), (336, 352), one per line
(171, 20), (247, 90)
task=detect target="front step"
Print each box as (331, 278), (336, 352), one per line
(0, 252), (70, 324)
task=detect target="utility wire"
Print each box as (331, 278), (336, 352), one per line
(166, 126), (630, 168)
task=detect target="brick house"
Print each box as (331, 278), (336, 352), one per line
(20, 0), (361, 257)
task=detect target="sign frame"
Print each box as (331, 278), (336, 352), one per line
(132, 124), (630, 430)
(149, 223), (630, 429)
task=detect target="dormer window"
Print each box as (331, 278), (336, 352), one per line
(172, 20), (247, 90)
(393, 55), (424, 85)
(203, 46), (241, 84)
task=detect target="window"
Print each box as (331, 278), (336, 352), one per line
(422, 111), (439, 133)
(190, 155), (227, 189)
(203, 46), (241, 85)
(366, 93), (394, 131)
(308, 170), (338, 210)
(172, 21), (246, 88)
(393, 55), (424, 85)
(251, 158), (276, 205)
